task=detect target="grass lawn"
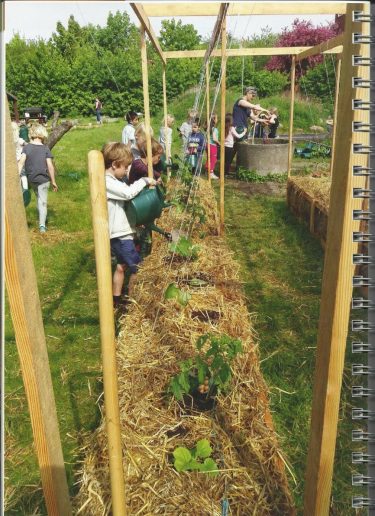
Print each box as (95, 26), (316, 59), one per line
(5, 91), (362, 514)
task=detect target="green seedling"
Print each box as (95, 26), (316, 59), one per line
(169, 334), (243, 401)
(173, 439), (219, 476)
(164, 283), (191, 307)
(169, 236), (200, 260)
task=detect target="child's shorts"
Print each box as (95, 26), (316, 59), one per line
(110, 238), (141, 274)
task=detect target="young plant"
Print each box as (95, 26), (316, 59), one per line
(169, 236), (200, 260)
(164, 283), (191, 307)
(172, 439), (219, 476)
(169, 334), (243, 401)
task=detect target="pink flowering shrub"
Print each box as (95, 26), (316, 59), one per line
(266, 19), (342, 78)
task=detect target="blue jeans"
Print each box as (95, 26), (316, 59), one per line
(96, 110), (102, 123)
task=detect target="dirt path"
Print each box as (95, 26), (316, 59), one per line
(226, 177), (286, 196)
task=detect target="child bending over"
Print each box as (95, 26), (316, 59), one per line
(268, 108), (279, 138)
(103, 142), (157, 307)
(128, 138), (164, 185)
(224, 113), (246, 175)
(18, 124), (58, 233)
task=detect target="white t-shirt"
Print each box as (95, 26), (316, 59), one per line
(122, 124), (136, 145)
(159, 126), (172, 156)
(224, 126), (247, 148)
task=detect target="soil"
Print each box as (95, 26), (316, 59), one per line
(227, 177), (286, 197)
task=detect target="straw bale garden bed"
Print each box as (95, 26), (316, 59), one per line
(75, 178), (294, 515)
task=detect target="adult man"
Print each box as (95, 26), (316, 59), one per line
(232, 87), (270, 160)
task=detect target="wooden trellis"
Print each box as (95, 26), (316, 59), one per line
(129, 2), (369, 515)
(4, 2), (369, 515)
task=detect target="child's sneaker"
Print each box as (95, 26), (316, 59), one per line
(39, 225), (47, 233)
(210, 172), (219, 179)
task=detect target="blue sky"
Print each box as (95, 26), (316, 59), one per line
(4, 1), (334, 43)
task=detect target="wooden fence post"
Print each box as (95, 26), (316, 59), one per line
(4, 105), (72, 515)
(288, 55), (296, 177)
(219, 16), (227, 236)
(303, 3), (369, 514)
(88, 150), (126, 516)
(206, 61), (211, 183)
(140, 26), (153, 179)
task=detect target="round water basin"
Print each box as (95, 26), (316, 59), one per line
(236, 138), (292, 175)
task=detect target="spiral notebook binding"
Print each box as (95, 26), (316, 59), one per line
(351, 10), (372, 509)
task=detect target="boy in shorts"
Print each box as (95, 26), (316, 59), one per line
(103, 142), (158, 308)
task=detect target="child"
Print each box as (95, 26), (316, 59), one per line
(224, 113), (246, 175)
(128, 138), (164, 185)
(131, 123), (154, 160)
(186, 120), (205, 174)
(159, 114), (175, 159)
(19, 119), (29, 142)
(122, 111), (140, 146)
(178, 109), (198, 150)
(268, 108), (279, 139)
(205, 114), (220, 179)
(103, 142), (157, 307)
(17, 124), (58, 233)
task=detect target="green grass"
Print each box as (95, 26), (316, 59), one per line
(5, 89), (348, 514)
(222, 183), (365, 514)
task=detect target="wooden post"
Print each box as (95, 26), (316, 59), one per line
(140, 26), (153, 179)
(303, 3), (369, 514)
(219, 16), (227, 236)
(4, 105), (72, 516)
(288, 55), (296, 177)
(329, 55), (342, 176)
(162, 64), (170, 180)
(88, 150), (126, 516)
(206, 61), (211, 183)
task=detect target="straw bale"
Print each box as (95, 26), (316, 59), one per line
(288, 177), (331, 211)
(75, 178), (294, 515)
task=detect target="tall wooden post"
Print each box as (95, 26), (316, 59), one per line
(4, 105), (72, 516)
(162, 63), (170, 179)
(140, 26), (153, 179)
(287, 55), (296, 177)
(303, 3), (369, 514)
(88, 151), (126, 516)
(329, 55), (342, 176)
(206, 61), (211, 183)
(219, 17), (227, 236)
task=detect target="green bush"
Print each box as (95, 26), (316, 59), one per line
(249, 70), (289, 98)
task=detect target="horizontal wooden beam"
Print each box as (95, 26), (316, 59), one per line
(130, 3), (166, 65)
(143, 2), (347, 17)
(296, 34), (344, 61)
(164, 46), (343, 60)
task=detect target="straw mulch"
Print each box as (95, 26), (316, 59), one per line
(288, 176), (331, 211)
(75, 178), (295, 515)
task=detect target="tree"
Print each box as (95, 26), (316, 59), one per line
(266, 19), (341, 78)
(159, 19), (201, 51)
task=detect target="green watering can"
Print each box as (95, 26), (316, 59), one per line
(125, 185), (172, 242)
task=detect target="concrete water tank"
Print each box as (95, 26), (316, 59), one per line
(236, 138), (292, 175)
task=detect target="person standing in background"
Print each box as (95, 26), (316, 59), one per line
(95, 98), (103, 124)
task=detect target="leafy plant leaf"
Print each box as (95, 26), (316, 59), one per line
(196, 334), (209, 350)
(200, 457), (219, 476)
(173, 447), (192, 472)
(195, 439), (212, 459)
(164, 283), (180, 300)
(170, 377), (184, 401)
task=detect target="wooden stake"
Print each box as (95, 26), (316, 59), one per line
(4, 105), (72, 515)
(140, 26), (153, 179)
(329, 56), (342, 176)
(219, 17), (227, 236)
(206, 61), (211, 184)
(303, 3), (369, 514)
(162, 64), (170, 181)
(288, 55), (296, 177)
(88, 150), (126, 516)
